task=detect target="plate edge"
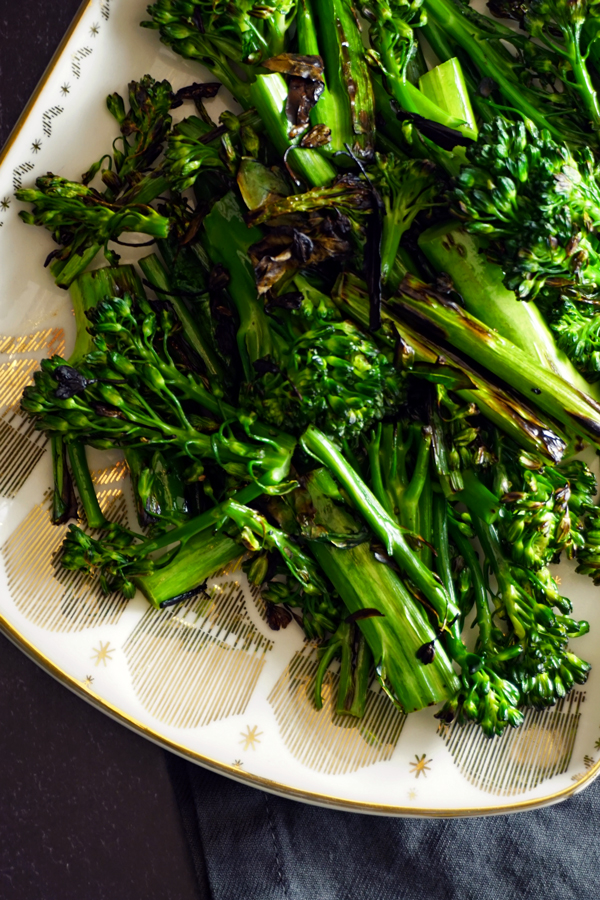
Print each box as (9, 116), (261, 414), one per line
(0, 0), (597, 819)
(0, 0), (93, 166)
(0, 612), (595, 817)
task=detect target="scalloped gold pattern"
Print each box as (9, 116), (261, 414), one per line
(2, 489), (129, 631)
(440, 691), (584, 795)
(267, 644), (406, 775)
(123, 580), (273, 728)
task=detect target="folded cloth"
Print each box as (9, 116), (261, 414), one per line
(167, 752), (600, 900)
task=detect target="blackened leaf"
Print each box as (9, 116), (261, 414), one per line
(265, 291), (303, 312)
(54, 366), (91, 399)
(300, 124), (332, 148)
(396, 110), (473, 150)
(287, 77), (324, 136)
(92, 403), (125, 419)
(345, 608), (385, 622)
(265, 600), (293, 630)
(416, 640), (437, 664)
(253, 357), (280, 376)
(263, 53), (325, 81)
(175, 82), (221, 101)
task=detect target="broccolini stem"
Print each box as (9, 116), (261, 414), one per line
(432, 493), (458, 615)
(311, 0), (376, 158)
(50, 434), (77, 525)
(66, 441), (108, 530)
(138, 253), (225, 381)
(448, 517), (491, 649)
(394, 277), (600, 447)
(133, 531), (241, 608)
(417, 221), (600, 402)
(300, 425), (459, 625)
(296, 0), (350, 156)
(471, 516), (526, 641)
(400, 426), (431, 536)
(422, 0), (564, 140)
(304, 474), (460, 711)
(248, 75), (337, 187)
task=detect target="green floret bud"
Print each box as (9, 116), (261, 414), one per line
(452, 117), (600, 301)
(244, 320), (405, 440)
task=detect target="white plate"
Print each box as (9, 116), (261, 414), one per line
(1, 0), (600, 816)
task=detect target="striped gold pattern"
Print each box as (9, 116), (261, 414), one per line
(440, 691), (584, 795)
(2, 489), (129, 631)
(0, 329), (66, 497)
(0, 414), (46, 498)
(268, 644), (406, 774)
(123, 580), (273, 728)
(0, 327), (65, 356)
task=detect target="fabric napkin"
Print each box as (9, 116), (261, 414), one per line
(167, 751), (600, 900)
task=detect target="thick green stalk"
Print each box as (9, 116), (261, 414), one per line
(376, 28), (468, 132)
(569, 23), (600, 126)
(296, 0), (349, 155)
(422, 0), (565, 141)
(448, 517), (491, 650)
(68, 265), (145, 365)
(305, 477), (460, 711)
(418, 221), (600, 401)
(394, 279), (600, 446)
(334, 273), (569, 461)
(311, 0), (375, 158)
(400, 427), (431, 536)
(138, 253), (224, 380)
(418, 58), (478, 140)
(301, 425), (459, 626)
(202, 192), (275, 379)
(432, 493), (457, 615)
(420, 19), (495, 125)
(50, 434), (77, 525)
(248, 75), (336, 187)
(133, 531), (240, 607)
(67, 441), (108, 529)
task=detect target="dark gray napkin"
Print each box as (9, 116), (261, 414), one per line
(167, 751), (600, 900)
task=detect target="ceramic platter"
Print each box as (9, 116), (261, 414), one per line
(2, 0), (600, 817)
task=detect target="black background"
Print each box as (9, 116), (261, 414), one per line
(0, 4), (205, 898)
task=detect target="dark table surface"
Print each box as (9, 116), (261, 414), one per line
(0, 5), (206, 898)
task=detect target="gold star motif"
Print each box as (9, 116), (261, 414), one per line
(60, 83), (71, 96)
(91, 641), (114, 667)
(554, 576), (562, 585)
(82, 674), (94, 688)
(407, 788), (417, 800)
(0, 197), (10, 211)
(594, 737), (600, 751)
(409, 754), (432, 779)
(90, 23), (100, 36)
(240, 725), (263, 751)
(584, 754), (595, 769)
(232, 759), (244, 769)
(31, 139), (42, 153)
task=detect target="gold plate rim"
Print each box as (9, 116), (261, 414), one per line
(1, 0), (599, 818)
(0, 0), (94, 169)
(2, 611), (598, 817)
